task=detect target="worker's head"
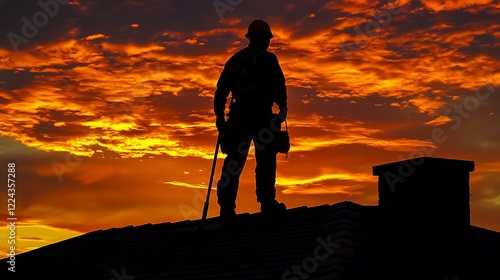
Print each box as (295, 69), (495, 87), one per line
(245, 19), (273, 49)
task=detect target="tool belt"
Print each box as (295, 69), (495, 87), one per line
(219, 118), (290, 156)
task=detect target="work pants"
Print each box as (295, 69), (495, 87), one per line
(216, 118), (279, 212)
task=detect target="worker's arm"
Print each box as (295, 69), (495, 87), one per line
(214, 59), (234, 131)
(269, 54), (287, 121)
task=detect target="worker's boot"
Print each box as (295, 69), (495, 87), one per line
(260, 199), (286, 218)
(220, 208), (238, 228)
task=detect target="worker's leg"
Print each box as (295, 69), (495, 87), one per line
(254, 129), (286, 216)
(254, 138), (278, 204)
(216, 129), (250, 217)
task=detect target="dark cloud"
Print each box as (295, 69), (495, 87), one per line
(0, 69), (37, 91)
(458, 33), (500, 59)
(0, 0), (81, 51)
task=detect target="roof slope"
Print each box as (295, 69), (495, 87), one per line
(1, 201), (499, 280)
(1, 201), (368, 280)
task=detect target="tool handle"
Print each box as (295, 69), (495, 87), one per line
(201, 135), (221, 223)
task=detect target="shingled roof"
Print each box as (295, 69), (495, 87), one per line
(1, 157), (499, 280)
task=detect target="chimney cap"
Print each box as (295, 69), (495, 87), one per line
(372, 156), (475, 176)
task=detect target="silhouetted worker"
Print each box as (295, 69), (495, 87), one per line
(214, 19), (288, 225)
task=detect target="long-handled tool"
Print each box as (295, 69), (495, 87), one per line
(201, 134), (221, 227)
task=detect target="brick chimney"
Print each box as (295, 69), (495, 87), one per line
(372, 157), (474, 279)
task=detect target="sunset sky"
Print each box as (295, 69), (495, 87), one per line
(0, 0), (499, 256)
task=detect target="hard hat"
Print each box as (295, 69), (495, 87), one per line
(245, 19), (274, 39)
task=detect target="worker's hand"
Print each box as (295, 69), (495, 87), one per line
(277, 105), (287, 123)
(216, 116), (226, 133)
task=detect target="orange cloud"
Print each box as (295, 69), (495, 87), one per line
(85, 34), (108, 41)
(425, 115), (452, 126)
(421, 0), (494, 11)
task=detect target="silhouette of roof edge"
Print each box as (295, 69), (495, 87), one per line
(1, 199), (499, 280)
(4, 201), (367, 260)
